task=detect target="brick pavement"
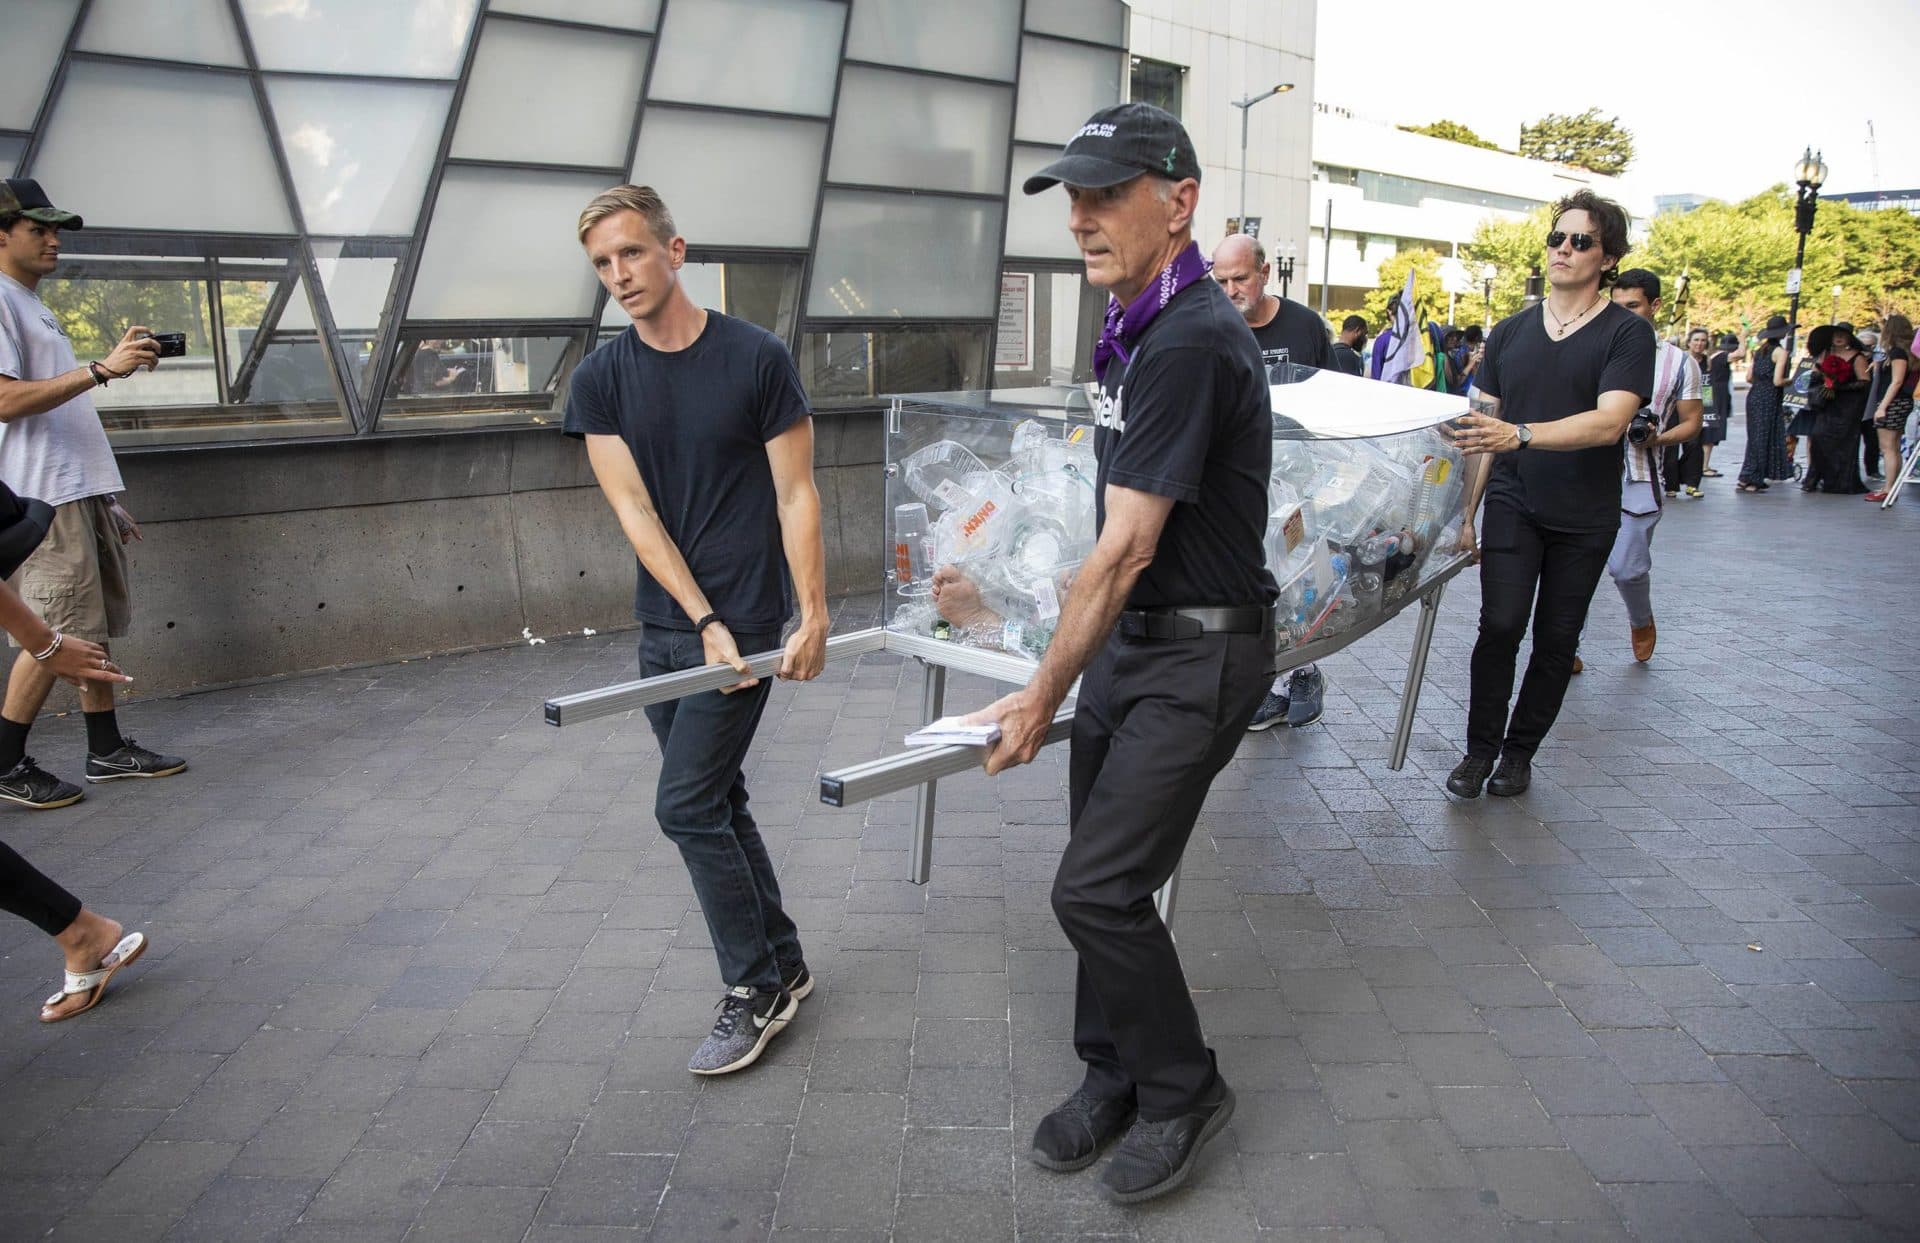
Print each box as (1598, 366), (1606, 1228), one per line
(2, 436), (1918, 1240)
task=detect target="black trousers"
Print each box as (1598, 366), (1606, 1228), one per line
(1058, 627), (1270, 1120)
(1662, 440), (1703, 490)
(2, 839), (82, 936)
(1467, 501), (1615, 761)
(1863, 420), (1882, 477)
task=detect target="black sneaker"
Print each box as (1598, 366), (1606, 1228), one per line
(1245, 688), (1289, 732)
(687, 984), (796, 1076)
(782, 959), (814, 1002)
(1445, 754), (1494, 799)
(1284, 665), (1325, 728)
(0, 756), (83, 809)
(1487, 753), (1532, 797)
(85, 738), (187, 783)
(1030, 1085), (1137, 1172)
(1098, 1082), (1237, 1204)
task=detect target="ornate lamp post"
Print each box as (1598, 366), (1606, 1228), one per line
(1785, 147), (1828, 362)
(1479, 262), (1496, 330)
(1277, 242), (1297, 301)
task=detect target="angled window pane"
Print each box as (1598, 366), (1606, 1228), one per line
(491, 0), (660, 30)
(77, 0), (245, 66)
(649, 0), (843, 117)
(1024, 0), (1125, 46)
(380, 329), (586, 431)
(0, 137), (25, 177)
(0, 0), (79, 130)
(311, 248), (398, 399)
(630, 109), (822, 248)
(602, 257), (800, 343)
(238, 0), (478, 77)
(33, 62), (293, 233)
(1014, 36), (1124, 145)
(38, 251), (351, 444)
(452, 22), (647, 169)
(267, 77), (449, 236)
(995, 265), (1101, 385)
(809, 191), (1002, 320)
(799, 326), (989, 407)
(1005, 145), (1081, 259)
(409, 168), (604, 320)
(845, 0), (1018, 80)
(829, 68), (1011, 196)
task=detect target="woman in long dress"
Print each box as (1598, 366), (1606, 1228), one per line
(1804, 327), (1869, 494)
(1737, 318), (1792, 492)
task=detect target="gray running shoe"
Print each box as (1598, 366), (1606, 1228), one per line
(1284, 666), (1325, 728)
(1246, 688), (1289, 732)
(688, 984), (796, 1076)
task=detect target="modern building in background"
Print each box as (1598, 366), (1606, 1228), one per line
(1823, 188), (1920, 218)
(1124, 1), (1315, 273)
(1304, 104), (1642, 313)
(0, 0), (1317, 692)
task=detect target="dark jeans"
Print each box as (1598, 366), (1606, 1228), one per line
(2, 838), (82, 936)
(1059, 628), (1270, 1120)
(1467, 501), (1615, 761)
(640, 625), (799, 994)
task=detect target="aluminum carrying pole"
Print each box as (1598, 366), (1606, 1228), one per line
(819, 707), (1077, 808)
(543, 628), (887, 727)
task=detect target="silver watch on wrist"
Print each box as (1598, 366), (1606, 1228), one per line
(1514, 423), (1532, 449)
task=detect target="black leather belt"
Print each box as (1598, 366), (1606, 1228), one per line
(1117, 605), (1274, 640)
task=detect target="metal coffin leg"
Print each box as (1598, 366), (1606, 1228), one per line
(1388, 583), (1447, 771)
(909, 660), (946, 886)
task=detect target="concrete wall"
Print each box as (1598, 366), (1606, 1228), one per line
(84, 413), (885, 697)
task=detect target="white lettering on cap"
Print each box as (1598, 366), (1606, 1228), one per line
(1073, 122), (1118, 141)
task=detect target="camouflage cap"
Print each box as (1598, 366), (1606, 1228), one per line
(0, 179), (83, 230)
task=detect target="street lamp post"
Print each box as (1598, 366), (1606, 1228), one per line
(1277, 242), (1297, 301)
(1524, 265), (1544, 308)
(1785, 147), (1827, 363)
(1479, 262), (1496, 330)
(1231, 83), (1294, 232)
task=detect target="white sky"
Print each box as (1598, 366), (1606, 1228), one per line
(1312, 0), (1920, 202)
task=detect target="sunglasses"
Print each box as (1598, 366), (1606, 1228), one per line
(1545, 231), (1597, 252)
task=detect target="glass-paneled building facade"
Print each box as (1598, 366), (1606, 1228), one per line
(2, 0), (1126, 449)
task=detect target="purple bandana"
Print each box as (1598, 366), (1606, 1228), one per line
(1092, 242), (1212, 384)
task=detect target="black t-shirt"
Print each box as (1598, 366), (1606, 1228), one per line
(1707, 350), (1732, 398)
(1476, 302), (1655, 533)
(564, 312), (809, 631)
(1329, 341), (1366, 376)
(1093, 279), (1278, 610)
(1249, 297), (1331, 372)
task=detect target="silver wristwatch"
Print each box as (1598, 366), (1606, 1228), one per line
(1514, 423), (1532, 449)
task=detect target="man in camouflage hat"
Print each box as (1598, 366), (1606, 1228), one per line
(0, 179), (186, 810)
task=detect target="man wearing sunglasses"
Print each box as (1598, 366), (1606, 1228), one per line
(1444, 190), (1655, 798)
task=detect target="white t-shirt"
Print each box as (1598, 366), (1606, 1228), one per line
(1621, 338), (1700, 515)
(0, 270), (124, 508)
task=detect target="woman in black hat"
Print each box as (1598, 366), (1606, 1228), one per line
(1737, 315), (1794, 492)
(1699, 332), (1738, 476)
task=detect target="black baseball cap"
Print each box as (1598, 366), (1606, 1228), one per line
(1022, 102), (1202, 195)
(0, 179), (83, 230)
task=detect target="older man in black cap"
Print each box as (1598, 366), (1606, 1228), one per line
(965, 102), (1277, 1204)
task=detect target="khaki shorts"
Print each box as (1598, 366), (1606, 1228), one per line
(7, 495), (132, 645)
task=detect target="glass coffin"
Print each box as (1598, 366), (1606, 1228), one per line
(883, 367), (1472, 661)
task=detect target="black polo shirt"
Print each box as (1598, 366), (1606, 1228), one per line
(1092, 278), (1278, 610)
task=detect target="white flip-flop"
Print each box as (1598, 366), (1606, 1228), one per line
(40, 931), (147, 1023)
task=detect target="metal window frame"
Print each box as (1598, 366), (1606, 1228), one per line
(10, 0), (1113, 448)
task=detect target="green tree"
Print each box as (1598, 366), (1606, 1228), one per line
(1457, 209), (1554, 327)
(1398, 120), (1500, 151)
(1518, 108), (1635, 176)
(1362, 249), (1447, 329)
